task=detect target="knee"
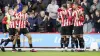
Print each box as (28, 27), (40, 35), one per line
(29, 37), (32, 40)
(26, 34), (32, 40)
(72, 35), (76, 38)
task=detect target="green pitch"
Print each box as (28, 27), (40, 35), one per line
(0, 51), (100, 56)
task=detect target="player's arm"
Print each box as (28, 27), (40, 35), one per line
(2, 16), (8, 24)
(57, 11), (63, 24)
(79, 8), (84, 22)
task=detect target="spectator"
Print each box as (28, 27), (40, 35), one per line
(83, 14), (93, 33)
(42, 0), (51, 7)
(32, 0), (46, 13)
(0, 9), (4, 30)
(87, 0), (93, 5)
(28, 12), (38, 32)
(17, 0), (23, 13)
(96, 2), (100, 10)
(27, 1), (33, 13)
(21, 0), (29, 5)
(90, 0), (98, 19)
(94, 10), (100, 33)
(81, 0), (91, 15)
(47, 0), (59, 32)
(37, 11), (53, 32)
(45, 12), (54, 32)
(0, 0), (3, 9)
(90, 0), (99, 13)
(37, 11), (47, 32)
(3, 0), (16, 7)
(57, 0), (67, 7)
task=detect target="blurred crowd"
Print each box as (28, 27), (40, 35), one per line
(0, 0), (100, 33)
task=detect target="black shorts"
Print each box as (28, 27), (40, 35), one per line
(73, 26), (83, 35)
(9, 28), (17, 36)
(60, 26), (73, 35)
(19, 28), (29, 35)
(2, 24), (8, 33)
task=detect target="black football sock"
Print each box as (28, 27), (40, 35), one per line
(0, 39), (5, 45)
(17, 39), (21, 49)
(75, 38), (78, 48)
(64, 38), (69, 47)
(61, 38), (64, 48)
(4, 38), (11, 47)
(29, 44), (32, 48)
(12, 44), (16, 50)
(71, 37), (75, 49)
(79, 38), (84, 49)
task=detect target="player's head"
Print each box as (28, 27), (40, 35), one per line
(5, 6), (9, 13)
(73, 2), (79, 9)
(22, 5), (28, 13)
(61, 4), (67, 10)
(66, 1), (72, 8)
(14, 5), (19, 12)
(8, 8), (14, 16)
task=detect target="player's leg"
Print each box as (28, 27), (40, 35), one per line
(64, 26), (73, 50)
(12, 28), (19, 52)
(0, 28), (14, 52)
(77, 26), (84, 51)
(22, 28), (37, 52)
(17, 35), (22, 52)
(16, 29), (25, 52)
(78, 34), (84, 51)
(60, 27), (66, 50)
(64, 35), (70, 51)
(0, 37), (13, 52)
(73, 26), (81, 51)
(73, 35), (78, 50)
(2, 24), (8, 38)
(3, 37), (13, 47)
(71, 35), (75, 51)
(61, 36), (64, 49)
(0, 39), (5, 45)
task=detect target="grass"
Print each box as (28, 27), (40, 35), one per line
(0, 51), (100, 56)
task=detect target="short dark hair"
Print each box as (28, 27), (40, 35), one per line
(61, 4), (67, 8)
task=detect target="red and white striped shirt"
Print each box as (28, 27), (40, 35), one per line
(72, 8), (84, 26)
(58, 8), (73, 26)
(9, 16), (17, 28)
(66, 8), (73, 26)
(16, 12), (28, 28)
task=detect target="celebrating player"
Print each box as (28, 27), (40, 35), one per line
(72, 3), (85, 51)
(57, 3), (73, 51)
(15, 5), (37, 52)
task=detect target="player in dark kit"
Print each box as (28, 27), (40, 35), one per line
(57, 3), (73, 51)
(72, 3), (85, 51)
